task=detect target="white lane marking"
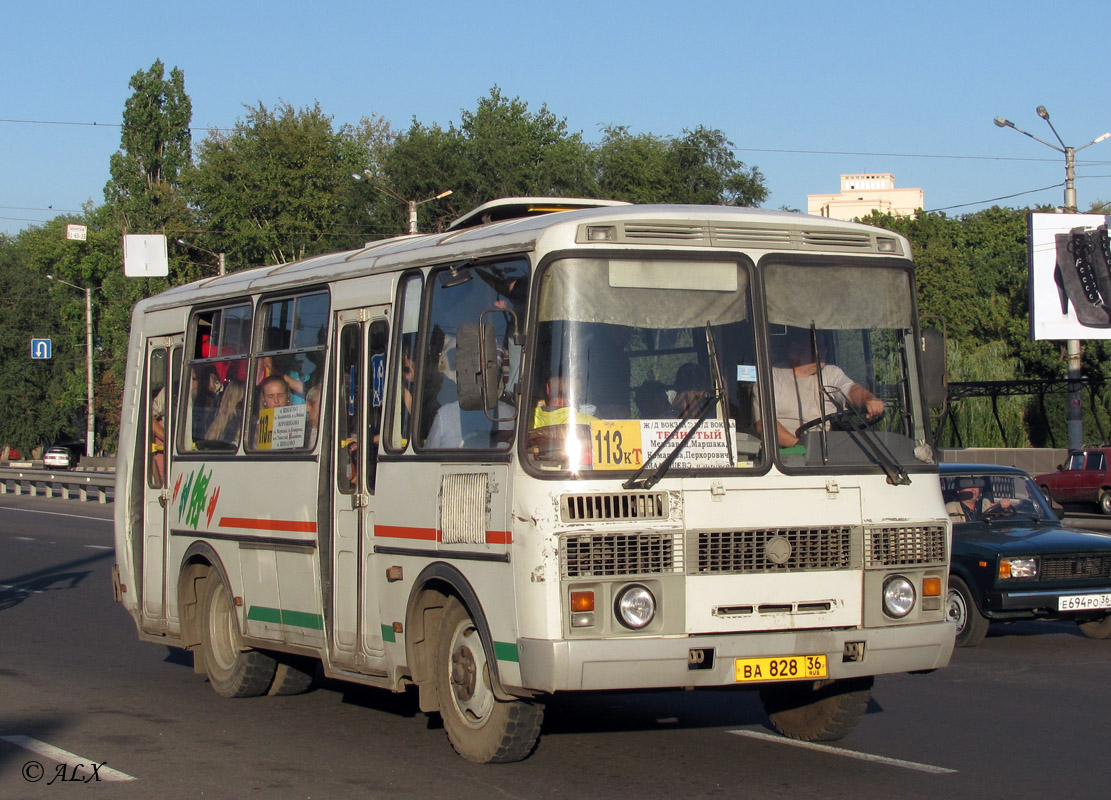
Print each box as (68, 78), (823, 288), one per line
(84, 545), (114, 550)
(0, 735), (136, 782)
(728, 730), (957, 774)
(0, 504), (111, 523)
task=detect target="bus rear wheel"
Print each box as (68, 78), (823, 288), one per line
(760, 676), (873, 742)
(434, 597), (543, 763)
(200, 574), (277, 698)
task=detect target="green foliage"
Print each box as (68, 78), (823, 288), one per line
(0, 230), (77, 452)
(104, 59), (194, 235)
(190, 102), (388, 265)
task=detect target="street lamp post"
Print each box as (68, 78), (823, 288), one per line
(46, 275), (95, 458)
(177, 238), (226, 275)
(994, 107), (1111, 451)
(351, 171), (452, 234)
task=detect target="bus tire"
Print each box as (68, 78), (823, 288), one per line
(200, 574), (277, 698)
(268, 655), (319, 696)
(434, 597), (543, 763)
(760, 676), (873, 742)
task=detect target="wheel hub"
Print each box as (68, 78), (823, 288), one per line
(451, 645), (477, 701)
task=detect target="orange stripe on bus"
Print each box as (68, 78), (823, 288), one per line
(375, 525), (438, 541)
(219, 517), (318, 533)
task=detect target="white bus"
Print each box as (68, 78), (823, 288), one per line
(114, 198), (953, 763)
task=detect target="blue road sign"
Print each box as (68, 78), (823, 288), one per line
(30, 338), (52, 360)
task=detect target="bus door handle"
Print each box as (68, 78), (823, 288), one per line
(158, 492), (169, 509)
(351, 493), (369, 509)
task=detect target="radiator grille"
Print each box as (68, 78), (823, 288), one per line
(865, 525), (947, 567)
(561, 492), (667, 522)
(561, 532), (681, 577)
(696, 527), (854, 574)
(1040, 554), (1111, 581)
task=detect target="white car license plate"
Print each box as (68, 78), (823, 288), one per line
(1059, 593), (1111, 611)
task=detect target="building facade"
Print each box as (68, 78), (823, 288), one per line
(807, 174), (924, 221)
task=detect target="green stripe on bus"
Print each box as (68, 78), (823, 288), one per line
(381, 624), (396, 643)
(247, 605), (324, 630)
(494, 641), (519, 663)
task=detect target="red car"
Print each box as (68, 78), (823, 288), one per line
(1035, 448), (1111, 514)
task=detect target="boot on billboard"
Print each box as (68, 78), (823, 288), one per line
(1053, 227), (1111, 327)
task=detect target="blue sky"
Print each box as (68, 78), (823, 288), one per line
(3, 0), (1110, 237)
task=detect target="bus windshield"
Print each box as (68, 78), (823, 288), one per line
(763, 261), (931, 474)
(527, 257), (762, 473)
(526, 256), (932, 476)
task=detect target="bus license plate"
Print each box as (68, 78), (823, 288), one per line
(735, 654), (828, 683)
(1059, 593), (1111, 611)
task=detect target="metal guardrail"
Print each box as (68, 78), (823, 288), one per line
(0, 467), (115, 503)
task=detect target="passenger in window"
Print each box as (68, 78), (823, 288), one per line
(764, 329), (884, 448)
(305, 385), (321, 440)
(150, 386), (166, 486)
(260, 375), (291, 408)
(204, 381), (246, 445)
(671, 363), (711, 417)
(531, 374), (598, 429)
(635, 380), (671, 419)
(190, 365), (223, 443)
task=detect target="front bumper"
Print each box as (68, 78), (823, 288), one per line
(984, 586), (1111, 618)
(516, 622), (955, 693)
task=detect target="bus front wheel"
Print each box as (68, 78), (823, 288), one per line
(760, 676), (873, 742)
(434, 597), (543, 763)
(200, 574), (277, 698)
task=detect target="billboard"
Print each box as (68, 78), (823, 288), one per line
(122, 234), (169, 277)
(1029, 212), (1111, 340)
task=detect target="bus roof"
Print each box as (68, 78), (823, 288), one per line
(136, 202), (909, 314)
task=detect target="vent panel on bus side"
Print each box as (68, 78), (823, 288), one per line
(440, 473), (489, 544)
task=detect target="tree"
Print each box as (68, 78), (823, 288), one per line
(0, 229), (76, 454)
(374, 88), (593, 234)
(190, 102), (388, 267)
(104, 59), (194, 237)
(594, 125), (767, 206)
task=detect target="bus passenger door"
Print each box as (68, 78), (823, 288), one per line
(330, 311), (388, 671)
(141, 337), (182, 635)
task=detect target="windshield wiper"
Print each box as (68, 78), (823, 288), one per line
(622, 393), (716, 490)
(818, 388), (910, 485)
(624, 325), (730, 490)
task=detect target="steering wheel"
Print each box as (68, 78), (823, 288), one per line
(795, 408), (885, 437)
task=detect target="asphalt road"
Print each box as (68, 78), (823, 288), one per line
(3, 494), (1111, 799)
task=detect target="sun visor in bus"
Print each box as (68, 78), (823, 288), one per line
(763, 264), (912, 330)
(538, 258), (748, 328)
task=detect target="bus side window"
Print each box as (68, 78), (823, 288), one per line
(387, 274), (422, 451)
(366, 320), (388, 489)
(148, 349), (167, 489)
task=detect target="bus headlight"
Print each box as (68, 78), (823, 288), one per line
(882, 576), (916, 618)
(615, 584), (656, 630)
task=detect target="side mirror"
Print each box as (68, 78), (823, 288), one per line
(456, 322), (499, 411)
(1057, 464), (1064, 471)
(920, 328), (947, 409)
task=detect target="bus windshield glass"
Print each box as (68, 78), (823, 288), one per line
(527, 257), (763, 473)
(763, 261), (931, 472)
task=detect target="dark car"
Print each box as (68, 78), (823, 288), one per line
(1034, 447), (1111, 514)
(942, 463), (1111, 647)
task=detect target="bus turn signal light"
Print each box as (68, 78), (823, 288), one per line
(922, 577), (942, 597)
(571, 591), (595, 612)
